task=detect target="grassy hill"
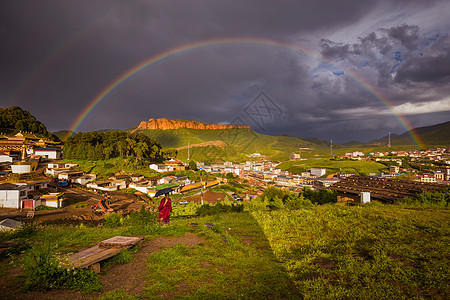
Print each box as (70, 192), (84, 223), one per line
(133, 128), (330, 162)
(367, 120), (450, 148)
(131, 120), (450, 163)
(276, 158), (388, 176)
(394, 120), (450, 146)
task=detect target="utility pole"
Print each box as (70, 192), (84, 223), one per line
(330, 140), (333, 157)
(187, 142), (190, 161)
(200, 169), (203, 206)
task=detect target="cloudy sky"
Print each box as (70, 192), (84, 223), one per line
(1, 0), (449, 142)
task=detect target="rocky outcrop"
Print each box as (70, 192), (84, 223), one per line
(134, 118), (251, 131)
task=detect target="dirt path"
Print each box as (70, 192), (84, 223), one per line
(1, 232), (206, 300)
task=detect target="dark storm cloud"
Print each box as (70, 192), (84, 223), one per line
(395, 35), (450, 83)
(1, 0), (449, 142)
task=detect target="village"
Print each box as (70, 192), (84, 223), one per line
(0, 131), (449, 229)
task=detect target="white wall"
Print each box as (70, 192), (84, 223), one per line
(0, 155), (13, 163)
(0, 190), (25, 208)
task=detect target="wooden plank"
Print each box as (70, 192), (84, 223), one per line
(65, 236), (143, 269)
(99, 236), (143, 248)
(67, 245), (121, 268)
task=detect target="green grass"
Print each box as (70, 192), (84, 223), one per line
(135, 128), (322, 162)
(134, 128), (441, 163)
(143, 213), (298, 299)
(251, 204), (450, 299)
(277, 158), (388, 175)
(1, 203), (448, 298)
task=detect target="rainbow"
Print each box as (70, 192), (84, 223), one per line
(67, 37), (424, 148)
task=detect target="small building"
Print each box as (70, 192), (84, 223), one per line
(40, 192), (65, 208)
(72, 174), (96, 185)
(389, 165), (400, 174)
(0, 183), (28, 209)
(419, 174), (436, 183)
(290, 153), (300, 161)
(0, 155), (13, 163)
(87, 179), (127, 192)
(315, 178), (340, 188)
(146, 176), (162, 186)
(34, 148), (62, 159)
(311, 167), (326, 177)
(130, 174), (144, 182)
(163, 159), (186, 171)
(149, 164), (173, 173)
(433, 171), (445, 181)
(58, 170), (85, 181)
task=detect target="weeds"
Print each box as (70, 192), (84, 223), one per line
(23, 242), (102, 293)
(0, 221), (37, 243)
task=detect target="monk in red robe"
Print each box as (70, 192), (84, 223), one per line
(158, 193), (172, 224)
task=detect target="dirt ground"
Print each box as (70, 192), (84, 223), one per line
(0, 232), (206, 300)
(0, 186), (156, 225)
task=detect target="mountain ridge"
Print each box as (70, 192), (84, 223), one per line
(133, 118), (251, 131)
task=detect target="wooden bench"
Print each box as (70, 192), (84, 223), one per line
(65, 236), (144, 273)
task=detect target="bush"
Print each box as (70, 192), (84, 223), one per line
(23, 243), (102, 293)
(196, 203), (244, 217)
(400, 187), (450, 207)
(104, 212), (123, 227)
(123, 205), (157, 226)
(0, 221), (37, 243)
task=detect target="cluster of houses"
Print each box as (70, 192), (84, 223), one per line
(193, 159), (336, 189)
(0, 150), (59, 210)
(337, 148), (450, 183)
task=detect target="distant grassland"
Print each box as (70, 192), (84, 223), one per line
(134, 128), (328, 162)
(277, 158), (388, 175)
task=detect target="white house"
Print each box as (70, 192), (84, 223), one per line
(40, 192), (65, 208)
(72, 174), (96, 185)
(149, 164), (173, 173)
(58, 170), (85, 181)
(0, 155), (13, 163)
(87, 179), (127, 192)
(34, 148), (62, 159)
(128, 182), (154, 194)
(0, 183), (28, 209)
(311, 167), (326, 177)
(345, 151), (364, 157)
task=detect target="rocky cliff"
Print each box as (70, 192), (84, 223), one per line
(134, 118), (251, 131)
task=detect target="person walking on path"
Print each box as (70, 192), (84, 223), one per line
(158, 193), (172, 224)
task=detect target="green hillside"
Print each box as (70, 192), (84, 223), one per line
(0, 106), (59, 141)
(394, 120), (450, 146)
(366, 121), (450, 148)
(133, 128), (328, 163)
(277, 158), (388, 176)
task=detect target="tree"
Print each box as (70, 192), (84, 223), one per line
(189, 160), (197, 171)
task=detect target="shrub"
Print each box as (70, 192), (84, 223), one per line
(123, 205), (157, 226)
(23, 242), (102, 293)
(104, 212), (123, 227)
(196, 203), (243, 217)
(0, 221), (37, 243)
(401, 187), (450, 207)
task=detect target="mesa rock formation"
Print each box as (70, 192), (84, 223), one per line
(134, 118), (251, 131)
